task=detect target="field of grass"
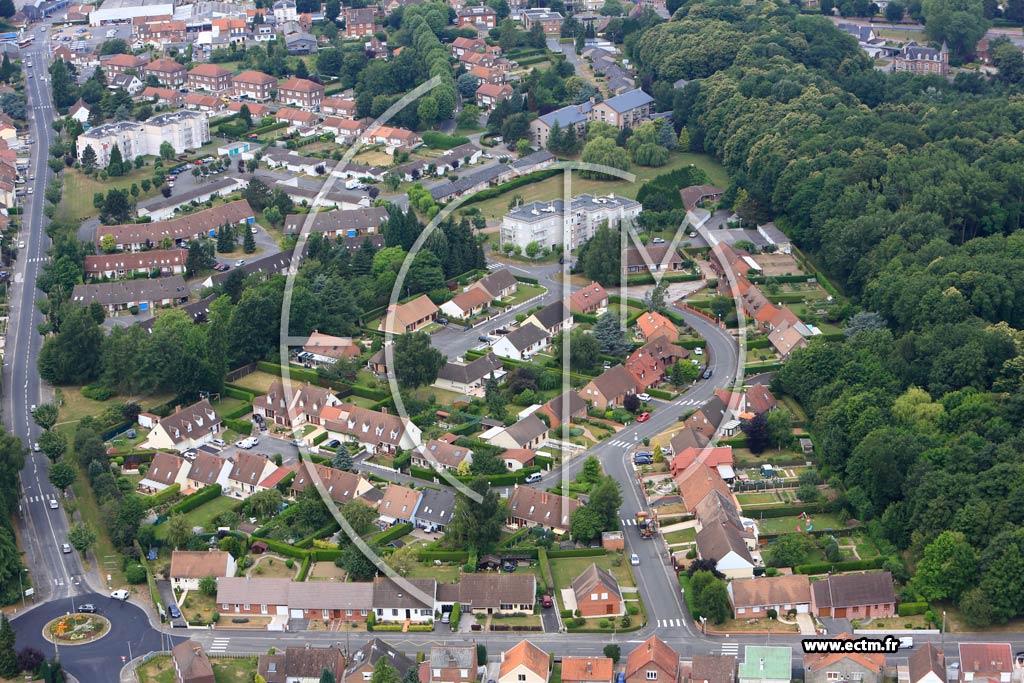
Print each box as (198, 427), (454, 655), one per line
(735, 492), (776, 505)
(230, 370), (282, 394)
(755, 513), (845, 535)
(249, 555), (299, 579)
(404, 562), (463, 583)
(155, 497), (242, 539)
(57, 165), (163, 224)
(662, 527), (696, 544)
(468, 152), (730, 221)
(70, 466), (125, 583)
(501, 283), (547, 306)
(181, 590), (217, 623)
(549, 552), (635, 591)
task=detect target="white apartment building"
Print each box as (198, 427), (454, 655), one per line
(76, 111), (210, 169)
(500, 194), (642, 251)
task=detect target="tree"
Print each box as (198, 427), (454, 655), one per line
(580, 137), (630, 178)
(764, 533), (815, 568)
(0, 0), (14, 18)
(16, 648), (44, 674)
(765, 410), (794, 450)
(341, 500), (378, 537)
(80, 144), (97, 171)
(593, 311), (632, 356)
(66, 523), (96, 553)
(485, 374), (506, 419)
(164, 514), (194, 550)
(107, 144), (125, 176)
(691, 571), (731, 624)
(580, 223), (622, 287)
(243, 225), (257, 253)
(185, 239), (215, 277)
(603, 645), (621, 664)
(198, 575), (218, 597)
(741, 413), (769, 454)
(670, 359), (699, 385)
(570, 504), (603, 542)
(921, 0), (989, 59)
(588, 476), (623, 531)
(39, 429), (67, 462)
(370, 654), (399, 683)
(321, 670), (337, 683)
(38, 306), (104, 386)
(100, 188), (133, 224)
(643, 281), (669, 312)
(446, 478), (505, 551)
(245, 488), (284, 518)
(991, 36), (1024, 84)
(885, 0), (905, 18)
(0, 615), (16, 678)
(392, 332), (445, 388)
(331, 443), (353, 470)
(338, 543), (378, 581)
(32, 403), (58, 430)
(243, 178), (274, 212)
(456, 73), (481, 99)
(914, 530), (978, 602)
(959, 587), (995, 628)
(48, 460), (76, 491)
(157, 140), (175, 161)
(417, 96), (439, 128)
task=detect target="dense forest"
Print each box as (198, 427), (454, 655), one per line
(634, 0), (1024, 625)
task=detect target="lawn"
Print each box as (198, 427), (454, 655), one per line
(735, 492), (776, 506)
(57, 165), (163, 224)
(230, 370), (282, 394)
(155, 496), (242, 540)
(181, 589), (217, 623)
(549, 553), (635, 591)
(70, 463), (125, 584)
(249, 554), (299, 579)
(136, 656), (175, 683)
(492, 613), (542, 627)
(755, 513), (845, 535)
(404, 562), (463, 583)
(468, 152), (730, 221)
(662, 527), (696, 544)
(55, 387), (175, 427)
(213, 658), (259, 683)
(341, 395), (379, 409)
(499, 283), (547, 307)
(211, 396), (248, 417)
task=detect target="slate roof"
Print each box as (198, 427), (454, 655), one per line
(572, 563), (621, 601)
(811, 572), (896, 609)
(537, 101), (593, 129)
(344, 638), (416, 680)
(527, 301), (571, 331)
(501, 414), (548, 447)
(729, 575), (810, 609)
(691, 655), (737, 683)
(503, 323), (549, 352)
(599, 88), (653, 113)
(457, 573), (536, 609)
(696, 520), (753, 567)
(414, 487), (456, 527)
(71, 276), (189, 308)
(474, 268), (519, 298)
(436, 353), (504, 385)
(372, 576), (436, 609)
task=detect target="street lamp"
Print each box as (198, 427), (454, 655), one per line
(17, 569), (26, 609)
(699, 615), (707, 635)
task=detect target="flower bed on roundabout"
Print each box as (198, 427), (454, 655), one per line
(43, 613), (111, 645)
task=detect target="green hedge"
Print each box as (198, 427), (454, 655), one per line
(257, 360), (320, 383)
(456, 169), (561, 207)
(371, 624), (435, 631)
(747, 338), (771, 349)
(295, 521), (341, 549)
(144, 484), (181, 510)
(515, 275), (540, 285)
(224, 418), (252, 435)
(534, 454), (554, 469)
(296, 554), (312, 581)
(573, 313), (598, 325)
(250, 537), (309, 560)
(312, 431), (328, 446)
(373, 522), (413, 545)
(898, 602), (929, 616)
(311, 548), (344, 562)
(223, 385), (256, 401)
(351, 384), (389, 401)
(168, 484), (223, 515)
(422, 130), (470, 149)
(745, 363), (784, 375)
(417, 549), (469, 562)
(222, 403), (253, 420)
(748, 274), (810, 285)
(646, 388), (673, 400)
(743, 503), (825, 519)
(547, 548), (607, 558)
(626, 272), (701, 286)
(718, 437), (746, 448)
(410, 466), (437, 482)
(794, 557), (887, 575)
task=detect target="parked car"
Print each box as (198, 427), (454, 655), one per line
(325, 439), (341, 448)
(478, 335), (491, 343)
(702, 369), (713, 380)
(235, 438), (256, 449)
(62, 543), (71, 553)
(441, 612), (451, 623)
(111, 589), (130, 601)
(211, 438), (226, 447)
(651, 237), (666, 244)
(502, 562), (517, 572)
(694, 347), (703, 356)
(541, 595), (553, 608)
(637, 412), (651, 422)
(637, 393), (651, 402)
(630, 553), (640, 566)
(525, 472), (543, 484)
(634, 455), (653, 465)
(437, 317), (449, 325)
(235, 259), (246, 267)
(169, 604), (182, 619)
(77, 604), (96, 613)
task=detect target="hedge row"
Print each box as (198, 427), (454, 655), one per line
(257, 360), (319, 384)
(222, 403), (253, 420)
(249, 121), (288, 135)
(515, 275), (540, 285)
(372, 522), (414, 545)
(296, 554), (312, 581)
(457, 168), (561, 207)
(718, 437), (746, 448)
(144, 484), (181, 510)
(311, 431), (328, 446)
(224, 385), (257, 401)
(795, 557), (887, 575)
(250, 536), (308, 560)
(417, 549), (470, 562)
(742, 503), (825, 519)
(295, 521), (341, 549)
(547, 548), (607, 558)
(168, 484), (223, 515)
(626, 272), (701, 286)
(748, 274), (810, 285)
(534, 454), (554, 469)
(224, 418), (252, 435)
(898, 602), (929, 616)
(646, 388), (673, 400)
(311, 548), (344, 562)
(573, 313), (598, 325)
(351, 384), (389, 401)
(745, 363), (784, 375)
(747, 338), (772, 350)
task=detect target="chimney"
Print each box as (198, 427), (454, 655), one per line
(175, 405), (182, 413)
(381, 407), (388, 414)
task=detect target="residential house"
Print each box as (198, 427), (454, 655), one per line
(680, 185), (725, 212)
(506, 486), (581, 534)
(277, 77), (325, 109)
(745, 384), (777, 415)
(626, 337), (688, 392)
(108, 72), (144, 95)
(83, 249), (186, 280)
(472, 268), (519, 300)
(412, 439), (473, 472)
(521, 8), (563, 34)
(289, 461), (377, 507)
(276, 107), (319, 129)
(590, 89), (654, 129)
(803, 634), (884, 683)
(810, 572), (896, 619)
(140, 86), (183, 107)
(624, 637), (681, 683)
(569, 282), (608, 314)
(907, 645), (946, 683)
(623, 245), (686, 276)
(457, 5), (497, 27)
(70, 276), (190, 314)
(695, 517), (755, 579)
(343, 639), (416, 683)
(323, 406), (423, 455)
(411, 487), (456, 533)
(143, 400), (221, 452)
(469, 65), (505, 85)
(97, 200), (255, 251)
(440, 287), (493, 320)
(185, 452), (230, 492)
(226, 452), (277, 499)
(476, 83), (515, 110)
(636, 311), (679, 342)
(172, 641), (215, 683)
(728, 575), (811, 618)
(737, 648), (791, 683)
(299, 331), (361, 366)
(286, 582), (374, 622)
(529, 100), (592, 148)
(322, 97), (357, 117)
(669, 428), (710, 456)
(258, 645), (347, 682)
(252, 381), (341, 428)
(344, 7), (376, 38)
(135, 20), (187, 48)
(687, 657), (737, 683)
(187, 63), (232, 93)
(676, 463), (732, 513)
(360, 126), (422, 152)
(451, 36), (485, 58)
(893, 41), (949, 76)
(324, 117), (366, 142)
(488, 414), (548, 450)
(272, 0), (298, 21)
(69, 99), (91, 124)
(581, 365), (638, 410)
(561, 658), (614, 683)
(216, 577), (291, 618)
(498, 641), (550, 683)
(433, 353), (505, 394)
(685, 395), (730, 439)
(670, 445), (734, 480)
(144, 57), (187, 88)
(380, 295), (439, 334)
(502, 449), (536, 472)
(183, 94), (225, 116)
(456, 573), (536, 614)
(372, 577), (437, 623)
(283, 207), (388, 238)
(523, 301), (572, 337)
(957, 644), (1012, 683)
(571, 563), (622, 618)
(137, 452), (190, 494)
(169, 550), (236, 592)
(539, 390), (586, 430)
(104, 53), (148, 77)
(492, 323), (550, 361)
(426, 647), (478, 683)
(768, 324), (807, 360)
(232, 70), (277, 101)
(378, 484), (422, 526)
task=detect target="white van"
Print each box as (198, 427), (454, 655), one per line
(525, 472), (543, 484)
(899, 637), (914, 650)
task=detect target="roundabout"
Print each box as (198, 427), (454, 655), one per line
(42, 613), (110, 646)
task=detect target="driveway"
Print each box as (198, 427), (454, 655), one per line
(156, 579), (187, 628)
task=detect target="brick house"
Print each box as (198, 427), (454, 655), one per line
(258, 645), (346, 683)
(581, 365), (638, 410)
(571, 563), (622, 618)
(172, 641), (214, 683)
(506, 487), (580, 535)
(187, 63), (232, 93)
(810, 572), (896, 619)
(625, 637), (680, 683)
(232, 70), (277, 101)
(498, 641), (550, 683)
(569, 281), (608, 314)
(590, 89), (654, 130)
(344, 7), (376, 38)
(908, 645), (946, 683)
(804, 635), (884, 683)
(144, 57), (187, 87)
(343, 639), (416, 683)
(521, 8), (562, 34)
(457, 5), (497, 27)
(169, 550), (236, 592)
(562, 658), (614, 683)
(277, 77), (325, 109)
(728, 575), (811, 618)
(104, 53), (148, 77)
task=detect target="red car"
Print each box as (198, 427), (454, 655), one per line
(637, 412), (650, 422)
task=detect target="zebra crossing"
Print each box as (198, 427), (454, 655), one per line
(656, 618), (684, 628)
(485, 263), (502, 270)
(673, 397), (702, 407)
(608, 439), (633, 448)
(209, 638), (230, 653)
(26, 495), (56, 504)
(26, 257), (48, 263)
(621, 518), (636, 527)
(721, 643), (740, 656)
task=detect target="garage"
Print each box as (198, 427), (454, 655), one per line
(290, 609), (304, 619)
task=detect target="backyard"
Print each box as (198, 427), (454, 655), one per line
(136, 655), (258, 683)
(180, 589), (217, 624)
(248, 554), (300, 579)
(755, 513), (846, 536)
(229, 370), (282, 394)
(548, 552), (635, 591)
(155, 497), (242, 540)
